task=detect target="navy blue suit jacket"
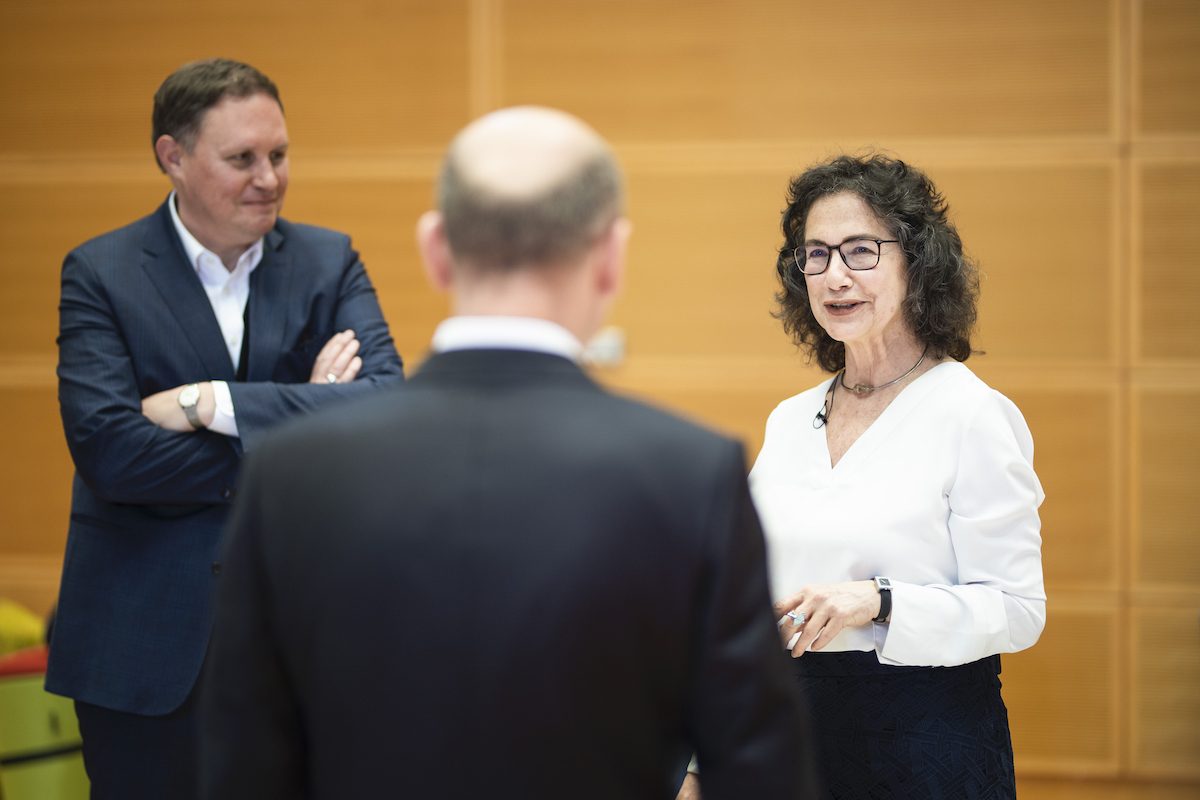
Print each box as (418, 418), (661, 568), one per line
(45, 198), (405, 715)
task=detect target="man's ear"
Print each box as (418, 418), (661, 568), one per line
(416, 211), (454, 292)
(154, 135), (185, 178)
(596, 217), (631, 299)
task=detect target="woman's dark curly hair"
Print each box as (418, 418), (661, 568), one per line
(775, 153), (979, 373)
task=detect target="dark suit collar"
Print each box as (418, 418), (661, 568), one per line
(140, 196), (290, 382)
(413, 348), (599, 391)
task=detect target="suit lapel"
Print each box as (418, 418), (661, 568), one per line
(140, 201), (236, 381)
(245, 228), (292, 382)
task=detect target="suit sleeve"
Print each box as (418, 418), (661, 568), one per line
(686, 443), (819, 800)
(58, 248), (241, 505)
(226, 242), (404, 450)
(201, 448), (307, 800)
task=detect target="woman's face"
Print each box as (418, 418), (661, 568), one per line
(802, 191), (910, 351)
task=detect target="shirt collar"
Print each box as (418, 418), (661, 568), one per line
(167, 190), (263, 276)
(431, 316), (584, 362)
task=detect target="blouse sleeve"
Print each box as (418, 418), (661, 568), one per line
(878, 390), (1047, 667)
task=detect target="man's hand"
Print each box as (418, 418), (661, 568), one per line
(142, 382), (215, 432)
(310, 330), (362, 384)
(676, 773), (701, 800)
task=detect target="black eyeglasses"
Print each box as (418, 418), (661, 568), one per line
(794, 238), (899, 275)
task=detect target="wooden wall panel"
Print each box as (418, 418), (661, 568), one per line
(0, 388), (73, 555)
(1135, 390), (1200, 587)
(613, 172), (797, 358)
(1140, 0), (1200, 134)
(283, 179), (446, 365)
(931, 167), (1114, 363)
(504, 0), (1110, 141)
(613, 386), (793, 464)
(1007, 389), (1115, 587)
(1004, 608), (1117, 769)
(0, 181), (171, 355)
(0, 0), (470, 154)
(1131, 608), (1200, 776)
(1139, 165), (1200, 361)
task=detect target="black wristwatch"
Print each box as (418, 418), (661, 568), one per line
(872, 576), (892, 623)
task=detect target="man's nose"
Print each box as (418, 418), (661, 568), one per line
(251, 159), (280, 190)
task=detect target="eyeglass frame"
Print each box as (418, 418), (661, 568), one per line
(793, 237), (900, 276)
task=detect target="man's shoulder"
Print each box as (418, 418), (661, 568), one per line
(258, 367), (742, 482)
(69, 203), (169, 262)
(273, 217), (351, 253)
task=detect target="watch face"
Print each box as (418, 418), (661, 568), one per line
(875, 577), (892, 591)
(179, 384), (200, 407)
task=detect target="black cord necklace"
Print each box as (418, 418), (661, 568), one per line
(812, 346), (928, 429)
(813, 377), (839, 429)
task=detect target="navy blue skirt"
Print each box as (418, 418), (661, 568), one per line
(793, 651), (1015, 800)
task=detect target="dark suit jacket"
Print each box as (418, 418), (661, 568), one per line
(202, 349), (816, 800)
(45, 198), (405, 715)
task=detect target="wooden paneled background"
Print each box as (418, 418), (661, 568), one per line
(0, 0), (1197, 793)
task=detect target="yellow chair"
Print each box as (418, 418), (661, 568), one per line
(0, 645), (89, 799)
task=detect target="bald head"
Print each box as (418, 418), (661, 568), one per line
(439, 107), (623, 271)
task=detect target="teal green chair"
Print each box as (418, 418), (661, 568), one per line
(0, 645), (89, 799)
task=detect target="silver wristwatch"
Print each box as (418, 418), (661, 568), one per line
(178, 383), (204, 429)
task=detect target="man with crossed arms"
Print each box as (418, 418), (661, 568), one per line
(47, 58), (403, 798)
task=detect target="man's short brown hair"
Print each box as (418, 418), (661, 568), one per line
(151, 58), (282, 172)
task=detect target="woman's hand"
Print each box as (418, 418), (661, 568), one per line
(773, 580), (883, 658)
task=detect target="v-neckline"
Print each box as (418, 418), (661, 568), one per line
(818, 361), (960, 474)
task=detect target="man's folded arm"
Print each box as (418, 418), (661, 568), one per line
(226, 251), (404, 448)
(59, 250), (242, 505)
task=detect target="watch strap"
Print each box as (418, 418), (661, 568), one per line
(872, 576), (892, 623)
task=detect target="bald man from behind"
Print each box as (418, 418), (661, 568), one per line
(201, 106), (817, 800)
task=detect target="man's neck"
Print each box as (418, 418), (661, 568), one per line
(451, 271), (601, 345)
(172, 196), (253, 271)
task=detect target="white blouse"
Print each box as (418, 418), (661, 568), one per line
(749, 361), (1046, 668)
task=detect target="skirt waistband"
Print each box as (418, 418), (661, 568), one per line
(791, 650), (1002, 678)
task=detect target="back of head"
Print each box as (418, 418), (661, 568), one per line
(438, 107), (623, 272)
(151, 58), (282, 171)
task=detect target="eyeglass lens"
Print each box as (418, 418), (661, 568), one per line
(796, 239), (882, 274)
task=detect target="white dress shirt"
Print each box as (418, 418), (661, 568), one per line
(749, 361), (1046, 667)
(168, 191), (263, 438)
(431, 315), (584, 361)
